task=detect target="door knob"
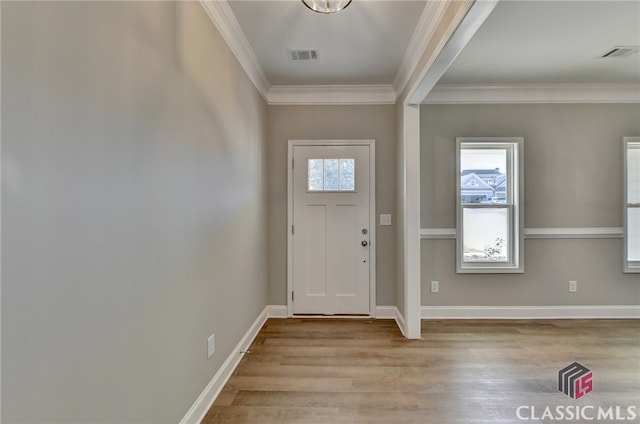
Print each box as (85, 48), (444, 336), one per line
(361, 240), (368, 247)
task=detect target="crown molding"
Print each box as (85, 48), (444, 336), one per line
(267, 85), (396, 105)
(199, 0), (270, 100)
(424, 83), (640, 104)
(392, 1), (450, 99)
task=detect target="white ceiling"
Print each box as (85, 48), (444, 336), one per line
(223, 0), (640, 101)
(439, 0), (640, 85)
(227, 0), (427, 86)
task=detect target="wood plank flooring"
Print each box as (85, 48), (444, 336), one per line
(203, 318), (640, 423)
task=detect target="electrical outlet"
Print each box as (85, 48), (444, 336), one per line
(207, 334), (215, 359)
(431, 281), (439, 293)
(569, 280), (577, 293)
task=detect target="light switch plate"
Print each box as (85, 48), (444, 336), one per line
(380, 214), (392, 226)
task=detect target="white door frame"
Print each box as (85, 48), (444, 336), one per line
(287, 140), (376, 317)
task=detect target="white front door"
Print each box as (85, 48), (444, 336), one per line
(291, 144), (371, 315)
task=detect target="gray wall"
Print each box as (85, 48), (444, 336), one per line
(1, 2), (268, 422)
(267, 105), (397, 306)
(421, 103), (640, 306)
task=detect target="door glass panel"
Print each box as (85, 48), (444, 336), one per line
(323, 159), (339, 190)
(307, 158), (356, 192)
(308, 159), (324, 191)
(339, 159), (355, 191)
(463, 207), (509, 262)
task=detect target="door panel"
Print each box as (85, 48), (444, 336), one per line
(306, 205), (327, 296)
(292, 145), (370, 315)
(329, 204), (356, 296)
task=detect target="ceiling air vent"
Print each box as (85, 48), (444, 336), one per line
(289, 49), (319, 62)
(599, 46), (639, 58)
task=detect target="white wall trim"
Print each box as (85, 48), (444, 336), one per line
(401, 104), (422, 339)
(424, 84), (640, 104)
(374, 306), (399, 319)
(420, 228), (456, 239)
(393, 1), (449, 98)
(422, 305), (640, 319)
(265, 305), (288, 318)
(395, 308), (407, 338)
(420, 227), (624, 240)
(376, 306), (407, 336)
(181, 304), (409, 422)
(524, 227), (624, 239)
(180, 303), (640, 422)
(267, 85), (396, 105)
(179, 306), (270, 424)
(199, 0), (270, 100)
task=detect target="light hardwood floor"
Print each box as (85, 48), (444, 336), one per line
(203, 318), (640, 423)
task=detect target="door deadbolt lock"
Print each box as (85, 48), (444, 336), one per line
(361, 229), (368, 235)
(361, 240), (368, 247)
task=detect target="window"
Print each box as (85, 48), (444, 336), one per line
(624, 137), (640, 273)
(456, 138), (524, 273)
(308, 158), (355, 192)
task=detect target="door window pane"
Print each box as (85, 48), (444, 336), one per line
(308, 159), (324, 191)
(307, 158), (355, 192)
(462, 208), (509, 262)
(323, 159), (339, 190)
(339, 159), (355, 191)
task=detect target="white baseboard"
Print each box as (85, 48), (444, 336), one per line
(265, 304), (287, 318)
(376, 306), (407, 336)
(422, 305), (640, 319)
(184, 303), (638, 423)
(267, 305), (408, 335)
(179, 306), (271, 424)
(180, 304), (408, 422)
(374, 305), (398, 319)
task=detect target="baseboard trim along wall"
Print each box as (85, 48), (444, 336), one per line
(422, 305), (640, 319)
(180, 304), (404, 422)
(182, 303), (638, 422)
(179, 307), (271, 424)
(265, 305), (288, 318)
(375, 306), (406, 336)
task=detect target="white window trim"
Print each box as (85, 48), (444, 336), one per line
(456, 137), (524, 273)
(624, 137), (640, 273)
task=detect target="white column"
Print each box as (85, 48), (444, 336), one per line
(402, 103), (421, 339)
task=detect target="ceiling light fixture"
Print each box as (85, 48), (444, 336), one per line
(302, 0), (352, 14)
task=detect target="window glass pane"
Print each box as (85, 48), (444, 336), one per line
(463, 208), (509, 262)
(308, 159), (324, 191)
(324, 159), (339, 190)
(339, 159), (355, 191)
(628, 208), (640, 261)
(627, 145), (640, 204)
(460, 148), (508, 204)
